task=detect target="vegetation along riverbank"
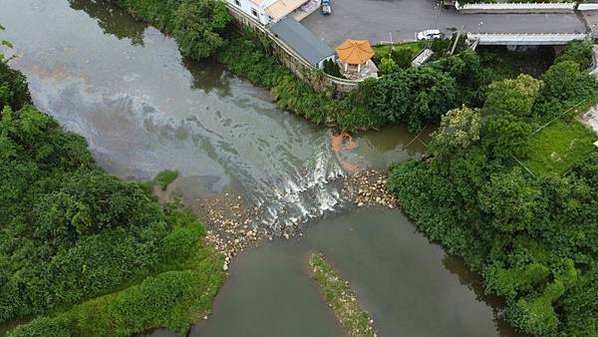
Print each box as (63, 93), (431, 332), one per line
(387, 42), (598, 337)
(108, 0), (503, 133)
(309, 253), (377, 337)
(0, 49), (225, 336)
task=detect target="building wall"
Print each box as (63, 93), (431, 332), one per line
(226, 0), (271, 25)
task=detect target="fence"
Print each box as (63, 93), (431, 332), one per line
(226, 4), (360, 97)
(454, 1), (576, 14)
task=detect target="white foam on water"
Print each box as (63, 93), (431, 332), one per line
(253, 150), (347, 234)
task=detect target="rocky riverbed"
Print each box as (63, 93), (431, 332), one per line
(188, 169), (397, 268)
(152, 166), (398, 271)
(343, 169), (397, 209)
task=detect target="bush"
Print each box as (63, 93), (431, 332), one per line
(155, 169), (179, 190)
(322, 59), (344, 78)
(0, 60), (31, 111)
(555, 40), (594, 70)
(8, 317), (73, 337)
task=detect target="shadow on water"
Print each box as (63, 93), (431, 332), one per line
(67, 0), (147, 46)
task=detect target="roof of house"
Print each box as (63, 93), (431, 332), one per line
(336, 39), (375, 65)
(266, 0), (306, 20)
(270, 17), (334, 66)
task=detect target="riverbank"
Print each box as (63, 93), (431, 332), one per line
(106, 0), (494, 134)
(386, 47), (598, 336)
(0, 58), (225, 337)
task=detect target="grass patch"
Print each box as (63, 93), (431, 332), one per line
(372, 42), (423, 60)
(525, 120), (596, 176)
(372, 42), (424, 68)
(308, 253), (376, 337)
(155, 169), (179, 190)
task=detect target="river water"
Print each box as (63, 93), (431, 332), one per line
(0, 0), (517, 336)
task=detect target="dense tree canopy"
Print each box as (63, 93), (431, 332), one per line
(358, 66), (457, 131)
(388, 42), (598, 337)
(113, 0), (230, 59)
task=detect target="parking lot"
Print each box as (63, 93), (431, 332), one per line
(301, 0), (588, 47)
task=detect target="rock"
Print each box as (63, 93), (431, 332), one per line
(223, 263), (229, 271)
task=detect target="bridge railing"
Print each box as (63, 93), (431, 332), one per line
(467, 32), (588, 45)
(454, 1), (576, 13)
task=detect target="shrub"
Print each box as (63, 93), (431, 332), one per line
(322, 59), (344, 78)
(155, 169), (179, 190)
(555, 40), (594, 70)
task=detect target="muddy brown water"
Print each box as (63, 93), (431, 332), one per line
(0, 0), (517, 336)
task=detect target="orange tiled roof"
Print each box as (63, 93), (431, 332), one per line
(336, 39), (374, 65)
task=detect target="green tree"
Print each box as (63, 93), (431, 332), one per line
(173, 0), (230, 60)
(358, 66), (457, 131)
(377, 58), (399, 76)
(478, 168), (541, 233)
(540, 60), (595, 102)
(534, 60), (598, 121)
(430, 105), (481, 156)
(484, 74), (540, 118)
(555, 40), (594, 70)
(482, 112), (531, 161)
(433, 50), (488, 106)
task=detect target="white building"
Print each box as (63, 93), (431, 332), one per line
(226, 0), (311, 25)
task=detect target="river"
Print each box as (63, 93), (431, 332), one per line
(0, 0), (517, 336)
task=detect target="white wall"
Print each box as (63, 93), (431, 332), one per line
(226, 0), (271, 25)
(578, 3), (598, 11)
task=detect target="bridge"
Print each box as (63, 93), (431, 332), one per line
(467, 33), (590, 46)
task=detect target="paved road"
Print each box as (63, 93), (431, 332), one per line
(302, 0), (588, 47)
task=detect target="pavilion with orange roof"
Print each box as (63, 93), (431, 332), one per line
(335, 39), (376, 75)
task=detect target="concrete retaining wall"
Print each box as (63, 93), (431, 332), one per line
(226, 4), (359, 97)
(455, 1), (576, 14)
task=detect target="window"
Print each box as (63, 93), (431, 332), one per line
(251, 8), (258, 17)
(234, 0), (240, 6)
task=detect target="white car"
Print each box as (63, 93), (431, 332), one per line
(416, 29), (442, 41)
